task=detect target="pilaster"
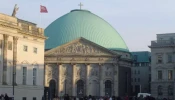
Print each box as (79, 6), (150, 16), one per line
(2, 34), (9, 85)
(13, 36), (18, 85)
(113, 63), (119, 96)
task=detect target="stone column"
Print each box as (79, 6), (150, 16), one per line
(13, 36), (18, 85)
(2, 34), (9, 85)
(99, 63), (103, 96)
(58, 63), (62, 97)
(57, 63), (60, 97)
(86, 63), (90, 96)
(72, 63), (76, 96)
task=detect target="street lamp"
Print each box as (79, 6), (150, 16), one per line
(65, 80), (67, 95)
(12, 62), (15, 100)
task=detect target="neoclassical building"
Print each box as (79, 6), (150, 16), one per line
(44, 9), (132, 99)
(0, 13), (45, 100)
(149, 33), (175, 100)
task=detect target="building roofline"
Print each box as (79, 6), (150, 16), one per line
(157, 33), (175, 35)
(17, 18), (37, 25)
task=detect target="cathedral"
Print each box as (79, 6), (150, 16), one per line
(44, 9), (132, 99)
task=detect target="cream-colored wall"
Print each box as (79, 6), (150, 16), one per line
(16, 38), (44, 86)
(14, 86), (44, 100)
(0, 13), (45, 100)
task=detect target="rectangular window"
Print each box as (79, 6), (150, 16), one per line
(135, 63), (139, 67)
(138, 70), (140, 74)
(33, 68), (37, 85)
(157, 55), (163, 63)
(22, 67), (27, 85)
(158, 70), (162, 80)
(168, 54), (173, 63)
(138, 78), (140, 82)
(141, 63), (145, 66)
(22, 97), (26, 100)
(168, 70), (173, 80)
(33, 97), (36, 100)
(134, 55), (137, 61)
(145, 63), (148, 66)
(135, 78), (137, 82)
(8, 41), (12, 50)
(23, 45), (28, 52)
(33, 47), (37, 53)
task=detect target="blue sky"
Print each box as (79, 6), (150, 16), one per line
(0, 0), (175, 51)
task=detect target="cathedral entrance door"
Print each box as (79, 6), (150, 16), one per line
(49, 80), (56, 99)
(105, 80), (112, 96)
(77, 80), (84, 97)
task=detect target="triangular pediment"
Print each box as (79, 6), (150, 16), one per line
(45, 37), (118, 56)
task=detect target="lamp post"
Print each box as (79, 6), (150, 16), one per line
(65, 80), (67, 95)
(140, 85), (142, 93)
(12, 63), (15, 100)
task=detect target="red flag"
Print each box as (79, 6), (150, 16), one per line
(40, 5), (48, 13)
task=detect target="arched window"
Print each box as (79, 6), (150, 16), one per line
(168, 85), (173, 96)
(158, 85), (163, 95)
(105, 80), (112, 96)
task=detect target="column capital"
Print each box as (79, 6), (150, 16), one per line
(13, 36), (19, 41)
(71, 63), (76, 66)
(3, 34), (9, 39)
(57, 63), (62, 66)
(112, 63), (117, 66)
(99, 63), (104, 66)
(85, 63), (90, 66)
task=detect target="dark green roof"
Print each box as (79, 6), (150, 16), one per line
(44, 9), (129, 52)
(131, 51), (151, 62)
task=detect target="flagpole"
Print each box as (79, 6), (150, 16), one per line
(39, 5), (42, 28)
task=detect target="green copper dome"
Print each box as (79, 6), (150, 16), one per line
(45, 9), (129, 52)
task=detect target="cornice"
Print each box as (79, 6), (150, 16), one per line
(0, 22), (47, 40)
(0, 22), (19, 30)
(18, 30), (47, 39)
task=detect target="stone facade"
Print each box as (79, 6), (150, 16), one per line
(44, 38), (132, 99)
(131, 51), (151, 95)
(149, 33), (175, 100)
(0, 13), (46, 100)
